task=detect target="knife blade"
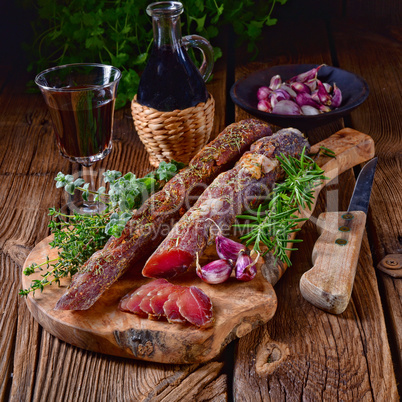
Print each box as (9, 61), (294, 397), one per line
(299, 157), (378, 314)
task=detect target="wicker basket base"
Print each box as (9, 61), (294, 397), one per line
(131, 94), (215, 167)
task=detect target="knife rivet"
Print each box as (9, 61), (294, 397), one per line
(339, 226), (350, 232)
(342, 213), (354, 220)
(385, 259), (399, 267)
(335, 238), (348, 246)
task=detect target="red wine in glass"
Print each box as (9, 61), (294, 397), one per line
(35, 63), (121, 213)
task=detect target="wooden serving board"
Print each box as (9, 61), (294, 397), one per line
(22, 128), (375, 364)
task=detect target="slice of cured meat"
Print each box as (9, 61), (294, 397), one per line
(55, 119), (272, 311)
(119, 278), (169, 316)
(139, 283), (172, 317)
(149, 284), (181, 318)
(176, 286), (214, 328)
(142, 128), (310, 279)
(163, 289), (187, 324)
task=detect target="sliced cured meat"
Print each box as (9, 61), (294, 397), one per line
(149, 284), (181, 318)
(119, 280), (214, 327)
(163, 289), (187, 324)
(119, 279), (169, 316)
(142, 128), (310, 279)
(139, 282), (172, 316)
(177, 286), (214, 328)
(55, 119), (272, 311)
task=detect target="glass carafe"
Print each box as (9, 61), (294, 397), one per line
(137, 1), (214, 111)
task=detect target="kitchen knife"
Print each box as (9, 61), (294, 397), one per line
(300, 157), (378, 314)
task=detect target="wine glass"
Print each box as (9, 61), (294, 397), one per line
(35, 63), (121, 213)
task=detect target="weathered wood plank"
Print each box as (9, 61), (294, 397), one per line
(344, 0), (401, 23)
(332, 19), (402, 386)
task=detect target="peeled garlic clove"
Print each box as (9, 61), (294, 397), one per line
(196, 258), (233, 284)
(295, 92), (320, 108)
(258, 99), (272, 113)
(288, 64), (325, 83)
(272, 100), (301, 115)
(301, 105), (320, 115)
(269, 74), (282, 90)
(257, 86), (272, 101)
(216, 235), (246, 261)
(331, 83), (342, 108)
(235, 250), (258, 282)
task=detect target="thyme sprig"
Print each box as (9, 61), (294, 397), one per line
(235, 147), (330, 266)
(20, 160), (185, 296)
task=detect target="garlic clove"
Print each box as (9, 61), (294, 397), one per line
(316, 80), (332, 105)
(196, 256), (233, 284)
(305, 78), (318, 92)
(216, 235), (246, 261)
(257, 99), (272, 113)
(295, 92), (320, 108)
(268, 89), (290, 108)
(257, 86), (272, 101)
(288, 64), (325, 83)
(330, 83), (342, 108)
(301, 105), (321, 115)
(280, 83), (297, 98)
(269, 74), (282, 90)
(290, 81), (311, 95)
(319, 104), (332, 113)
(272, 100), (302, 115)
(235, 250), (259, 282)
(323, 82), (332, 93)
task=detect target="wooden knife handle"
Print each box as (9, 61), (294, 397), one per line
(300, 211), (367, 314)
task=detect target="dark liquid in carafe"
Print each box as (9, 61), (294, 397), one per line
(137, 45), (208, 111)
(47, 87), (114, 159)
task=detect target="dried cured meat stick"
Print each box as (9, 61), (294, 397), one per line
(142, 128), (309, 279)
(55, 119), (272, 310)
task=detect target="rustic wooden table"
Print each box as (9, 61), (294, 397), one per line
(1, 4), (401, 401)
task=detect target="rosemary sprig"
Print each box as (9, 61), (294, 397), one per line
(20, 160), (185, 296)
(235, 147), (330, 266)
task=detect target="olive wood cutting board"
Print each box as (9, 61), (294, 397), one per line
(22, 128), (375, 364)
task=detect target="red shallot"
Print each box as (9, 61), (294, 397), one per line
(256, 64), (343, 116)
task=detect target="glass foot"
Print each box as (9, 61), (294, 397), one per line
(67, 195), (107, 215)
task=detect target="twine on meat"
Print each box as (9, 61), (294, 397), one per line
(131, 94), (215, 167)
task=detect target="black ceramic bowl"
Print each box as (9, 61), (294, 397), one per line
(230, 64), (369, 130)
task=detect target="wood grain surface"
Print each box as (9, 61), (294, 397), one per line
(1, 2), (401, 400)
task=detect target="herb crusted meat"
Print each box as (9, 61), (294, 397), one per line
(55, 119), (272, 310)
(142, 128), (310, 279)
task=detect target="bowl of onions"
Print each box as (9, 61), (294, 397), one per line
(230, 64), (369, 130)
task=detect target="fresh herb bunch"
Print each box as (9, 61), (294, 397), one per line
(20, 210), (111, 296)
(25, 0), (288, 108)
(235, 147), (329, 266)
(20, 160), (184, 296)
